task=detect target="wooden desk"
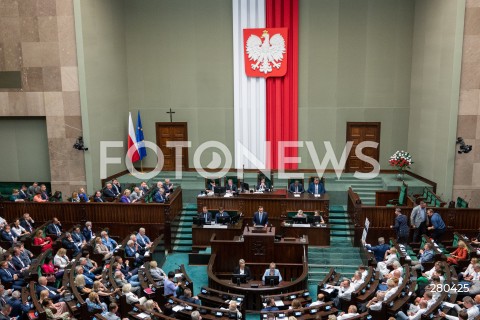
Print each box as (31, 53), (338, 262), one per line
(197, 191), (329, 226)
(192, 219), (244, 249)
(280, 223), (331, 246)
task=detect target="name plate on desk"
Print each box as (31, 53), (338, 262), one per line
(314, 194), (321, 198)
(283, 237), (297, 241)
(203, 224), (228, 229)
(292, 223), (311, 228)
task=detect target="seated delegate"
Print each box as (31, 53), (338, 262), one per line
(233, 259), (251, 281)
(262, 262), (282, 284)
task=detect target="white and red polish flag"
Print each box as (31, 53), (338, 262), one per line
(127, 112), (140, 163)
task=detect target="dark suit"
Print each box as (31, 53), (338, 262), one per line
(62, 238), (80, 256)
(394, 214), (410, 244)
(198, 212), (212, 224)
(289, 183), (304, 193)
(7, 297), (29, 318)
(226, 184), (237, 193)
(215, 211), (230, 224)
(112, 184), (122, 195)
(103, 188), (116, 198)
(35, 284), (62, 302)
(233, 266), (252, 280)
(253, 211), (268, 226)
(153, 191), (165, 203)
(46, 223), (62, 236)
(307, 182), (326, 195)
(20, 219), (34, 233)
(18, 190), (28, 200)
(207, 183), (216, 191)
(12, 256), (28, 270)
(0, 230), (18, 245)
(94, 196), (105, 202)
(82, 227), (94, 241)
(72, 232), (85, 246)
(0, 268), (25, 290)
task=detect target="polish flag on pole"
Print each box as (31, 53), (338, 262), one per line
(127, 112), (140, 163)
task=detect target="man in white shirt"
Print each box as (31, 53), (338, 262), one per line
(308, 293), (325, 307)
(351, 271), (365, 290)
(337, 305), (359, 320)
(366, 291), (385, 311)
(327, 279), (354, 307)
(396, 300), (428, 320)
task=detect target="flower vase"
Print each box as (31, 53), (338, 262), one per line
(396, 169), (405, 181)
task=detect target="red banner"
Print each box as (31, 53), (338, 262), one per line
(243, 28), (288, 78)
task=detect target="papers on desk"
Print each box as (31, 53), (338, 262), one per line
(293, 194), (301, 197)
(314, 194), (321, 198)
(292, 223), (311, 228)
(203, 224), (228, 229)
(224, 193), (233, 198)
(136, 313), (152, 319)
(322, 287), (335, 294)
(274, 300), (285, 307)
(172, 305), (185, 312)
(254, 191), (264, 194)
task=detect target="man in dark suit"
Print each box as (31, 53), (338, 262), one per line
(253, 206), (268, 226)
(18, 185), (28, 200)
(153, 189), (165, 203)
(198, 206), (212, 224)
(82, 221), (95, 241)
(0, 226), (18, 246)
(225, 179), (237, 193)
(20, 213), (34, 233)
(94, 190), (105, 202)
(36, 276), (65, 302)
(0, 303), (13, 320)
(46, 217), (62, 237)
(7, 290), (29, 319)
(307, 178), (326, 195)
(215, 207), (230, 224)
(112, 179), (122, 195)
(103, 183), (117, 198)
(391, 208), (409, 245)
(72, 226), (86, 248)
(233, 258), (251, 281)
(0, 262), (25, 290)
(206, 180), (217, 192)
(140, 181), (150, 195)
(256, 178), (269, 191)
(39, 184), (49, 201)
(62, 233), (80, 256)
(289, 180), (304, 193)
(11, 248), (30, 273)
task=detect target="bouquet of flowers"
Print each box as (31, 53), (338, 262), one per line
(389, 150), (413, 171)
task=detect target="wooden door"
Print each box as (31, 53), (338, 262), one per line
(155, 122), (188, 171)
(346, 122), (381, 173)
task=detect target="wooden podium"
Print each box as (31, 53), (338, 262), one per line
(243, 226), (275, 263)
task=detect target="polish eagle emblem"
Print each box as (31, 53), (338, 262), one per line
(243, 28), (288, 78)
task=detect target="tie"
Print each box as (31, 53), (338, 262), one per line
(6, 270), (11, 277)
(295, 186), (298, 192)
(205, 213), (208, 221)
(26, 220), (31, 230)
(259, 213), (263, 223)
(54, 224), (60, 234)
(17, 258), (24, 268)
(9, 263), (16, 271)
(315, 185), (318, 194)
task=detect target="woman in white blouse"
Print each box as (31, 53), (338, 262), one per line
(11, 218), (29, 236)
(122, 283), (147, 305)
(54, 248), (70, 272)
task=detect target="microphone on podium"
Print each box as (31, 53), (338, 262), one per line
(246, 224), (250, 232)
(269, 224), (273, 232)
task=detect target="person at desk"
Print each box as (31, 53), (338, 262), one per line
(198, 206), (213, 224)
(313, 211), (325, 224)
(257, 179), (268, 192)
(261, 298), (279, 312)
(153, 188), (166, 203)
(233, 259), (251, 281)
(307, 178), (326, 195)
(253, 206), (268, 227)
(226, 179), (237, 193)
(216, 207), (230, 224)
(262, 262), (282, 284)
(294, 210), (306, 219)
(206, 180), (217, 192)
(289, 180), (304, 193)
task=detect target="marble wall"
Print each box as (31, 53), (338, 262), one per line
(453, 0), (480, 207)
(0, 0), (86, 196)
